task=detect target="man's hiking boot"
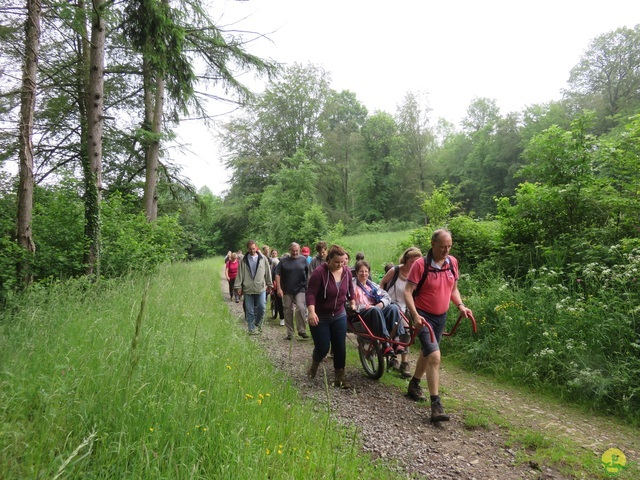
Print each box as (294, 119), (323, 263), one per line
(299, 332), (309, 339)
(399, 361), (412, 379)
(307, 360), (320, 378)
(407, 377), (427, 401)
(431, 400), (450, 422)
(334, 368), (352, 389)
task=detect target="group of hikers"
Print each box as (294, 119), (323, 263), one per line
(223, 229), (475, 423)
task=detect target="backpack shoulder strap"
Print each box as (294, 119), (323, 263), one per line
(449, 255), (459, 281)
(412, 253), (431, 298)
(386, 266), (401, 291)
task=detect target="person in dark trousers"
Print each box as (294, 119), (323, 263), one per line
(306, 244), (355, 388)
(276, 242), (309, 340)
(225, 252), (240, 302)
(270, 250), (285, 324)
(404, 229), (475, 422)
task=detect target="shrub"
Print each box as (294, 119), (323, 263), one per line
(101, 193), (186, 276)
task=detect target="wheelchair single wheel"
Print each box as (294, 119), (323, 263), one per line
(357, 337), (385, 380)
(270, 295), (277, 319)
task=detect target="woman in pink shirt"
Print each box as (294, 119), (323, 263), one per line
(352, 260), (404, 357)
(225, 252), (239, 302)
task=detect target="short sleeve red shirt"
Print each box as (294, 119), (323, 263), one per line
(407, 256), (458, 315)
(226, 260), (239, 279)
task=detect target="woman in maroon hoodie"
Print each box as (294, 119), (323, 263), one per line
(306, 244), (356, 389)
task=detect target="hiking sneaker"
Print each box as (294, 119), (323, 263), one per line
(388, 357), (400, 370)
(407, 378), (427, 401)
(431, 400), (450, 422)
(399, 361), (412, 379)
(299, 332), (309, 339)
(279, 319), (285, 326)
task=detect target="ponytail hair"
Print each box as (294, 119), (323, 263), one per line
(398, 246), (421, 265)
(327, 244), (347, 260)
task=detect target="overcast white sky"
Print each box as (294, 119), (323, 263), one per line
(173, 0), (640, 195)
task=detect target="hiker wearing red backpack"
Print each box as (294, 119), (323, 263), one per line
(404, 229), (475, 423)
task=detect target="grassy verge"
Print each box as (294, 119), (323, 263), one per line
(0, 259), (398, 479)
(332, 229), (411, 280)
(376, 360), (639, 479)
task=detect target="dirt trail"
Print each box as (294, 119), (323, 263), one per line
(223, 279), (639, 479)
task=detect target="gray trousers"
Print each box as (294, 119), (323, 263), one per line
(283, 292), (307, 337)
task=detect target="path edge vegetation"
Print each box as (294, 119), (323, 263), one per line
(1, 256), (638, 478)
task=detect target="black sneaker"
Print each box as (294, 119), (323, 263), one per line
(431, 400), (450, 422)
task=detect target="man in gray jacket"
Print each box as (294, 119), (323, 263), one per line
(235, 240), (273, 334)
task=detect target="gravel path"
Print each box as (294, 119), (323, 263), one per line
(223, 280), (639, 479)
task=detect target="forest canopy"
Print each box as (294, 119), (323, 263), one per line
(0, 3), (639, 297)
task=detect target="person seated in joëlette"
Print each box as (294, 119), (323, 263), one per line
(352, 260), (405, 357)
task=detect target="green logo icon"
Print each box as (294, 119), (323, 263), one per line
(601, 448), (627, 476)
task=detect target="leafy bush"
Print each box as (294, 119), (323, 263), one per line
(101, 193), (186, 276)
(32, 182), (86, 280)
(447, 215), (500, 269)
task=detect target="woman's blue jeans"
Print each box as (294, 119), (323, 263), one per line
(309, 313), (347, 370)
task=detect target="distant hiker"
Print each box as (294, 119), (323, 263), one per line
(306, 244), (355, 388)
(380, 246), (422, 378)
(309, 241), (328, 272)
(270, 249), (285, 325)
(301, 245), (312, 265)
(275, 242), (309, 340)
(225, 252), (240, 303)
(262, 245), (271, 262)
(235, 240), (273, 334)
(404, 229), (475, 423)
(350, 251), (365, 277)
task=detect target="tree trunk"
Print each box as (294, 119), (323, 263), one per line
(16, 0), (41, 287)
(83, 0), (106, 277)
(143, 54), (164, 222)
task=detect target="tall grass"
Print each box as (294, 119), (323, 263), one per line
(333, 230), (411, 280)
(0, 260), (397, 478)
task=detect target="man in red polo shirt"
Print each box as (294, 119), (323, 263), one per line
(404, 229), (475, 422)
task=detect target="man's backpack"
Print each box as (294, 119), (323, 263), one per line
(412, 252), (458, 298)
